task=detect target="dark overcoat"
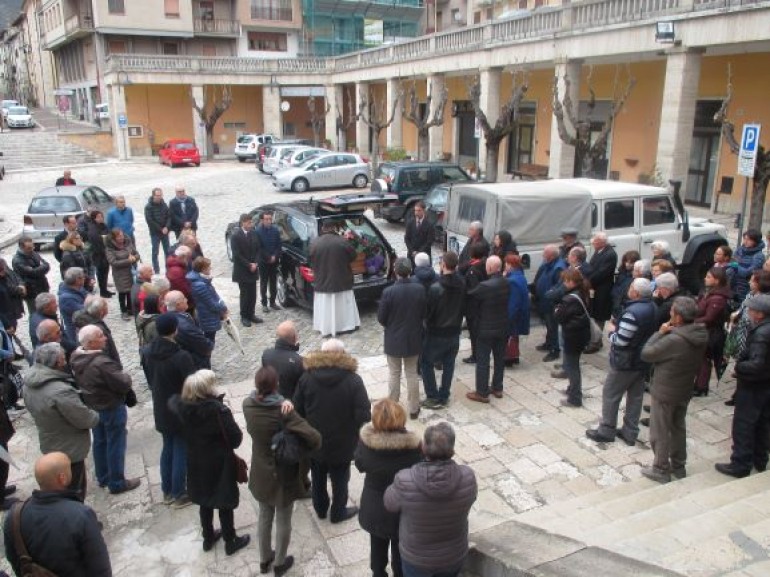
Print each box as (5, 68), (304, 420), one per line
(377, 278), (426, 357)
(230, 227), (261, 283)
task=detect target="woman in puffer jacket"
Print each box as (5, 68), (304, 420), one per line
(186, 257), (228, 344)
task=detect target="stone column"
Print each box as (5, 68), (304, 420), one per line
(324, 84), (342, 150)
(262, 84), (282, 138)
(190, 84), (207, 157)
(478, 67), (501, 177)
(108, 83), (129, 160)
(387, 77), (402, 150)
(655, 48), (703, 186)
(356, 81), (370, 155)
(549, 58), (582, 178)
(428, 74), (445, 161)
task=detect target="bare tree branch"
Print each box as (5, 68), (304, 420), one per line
(402, 79), (449, 160)
(308, 95), (331, 146)
(190, 85), (232, 160)
(713, 63), (740, 154)
(552, 76), (577, 147)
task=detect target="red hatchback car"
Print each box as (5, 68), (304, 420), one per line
(159, 139), (201, 168)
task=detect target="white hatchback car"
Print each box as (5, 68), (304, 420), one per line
(6, 105), (34, 128)
(1, 99), (20, 120)
(272, 152), (370, 193)
(234, 133), (274, 162)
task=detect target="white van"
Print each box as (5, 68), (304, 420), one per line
(444, 179), (728, 292)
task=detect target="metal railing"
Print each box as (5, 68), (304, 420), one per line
(193, 18), (240, 35)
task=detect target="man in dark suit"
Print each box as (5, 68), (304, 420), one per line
(230, 214), (263, 327)
(404, 201), (433, 265)
(168, 186), (199, 240)
(586, 232), (618, 352)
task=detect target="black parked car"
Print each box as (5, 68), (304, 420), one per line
(371, 161), (471, 222)
(224, 194), (398, 308)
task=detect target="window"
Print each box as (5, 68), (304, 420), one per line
(91, 187), (112, 203)
(247, 32), (287, 52)
(457, 197), (486, 225)
(643, 196), (676, 226)
(201, 43), (217, 56)
(28, 196), (80, 214)
(162, 42), (179, 55)
(399, 168), (432, 192)
(107, 40), (127, 54)
(604, 200), (635, 230)
(199, 1), (214, 19)
(251, 0), (293, 21)
(108, 0), (125, 14)
(440, 166), (470, 182)
(165, 0), (180, 17)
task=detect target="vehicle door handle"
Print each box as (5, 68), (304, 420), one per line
(643, 239), (653, 244)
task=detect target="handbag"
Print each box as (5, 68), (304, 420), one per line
(215, 408), (248, 484)
(568, 293), (602, 348)
(10, 501), (59, 576)
(271, 417), (303, 467)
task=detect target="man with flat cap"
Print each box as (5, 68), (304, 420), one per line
(559, 228), (584, 260)
(715, 293), (770, 478)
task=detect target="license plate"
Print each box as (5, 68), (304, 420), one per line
(182, 158), (191, 162)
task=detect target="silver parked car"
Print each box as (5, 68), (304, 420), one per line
(263, 144), (307, 175)
(23, 186), (115, 249)
(272, 152), (370, 193)
(277, 147), (328, 171)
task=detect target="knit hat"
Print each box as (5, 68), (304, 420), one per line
(155, 313), (178, 336)
(747, 294), (770, 315)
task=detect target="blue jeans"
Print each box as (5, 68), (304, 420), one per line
(160, 431), (187, 498)
(401, 558), (463, 577)
(150, 233), (170, 273)
(421, 333), (460, 403)
(475, 336), (506, 396)
(92, 405), (128, 492)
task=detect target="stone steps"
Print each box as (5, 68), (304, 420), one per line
(0, 130), (107, 170)
(504, 461), (770, 576)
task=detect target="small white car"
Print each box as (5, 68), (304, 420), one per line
(6, 105), (34, 128)
(1, 99), (20, 120)
(234, 133), (274, 162)
(278, 147), (329, 171)
(272, 152), (370, 193)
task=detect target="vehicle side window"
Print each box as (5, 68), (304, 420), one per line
(604, 200), (635, 230)
(272, 211), (291, 243)
(286, 215), (310, 254)
(400, 168), (431, 191)
(92, 187), (111, 203)
(316, 156), (336, 169)
(440, 166), (469, 182)
(643, 196), (676, 226)
(340, 155), (355, 165)
(81, 190), (97, 205)
(457, 196), (486, 226)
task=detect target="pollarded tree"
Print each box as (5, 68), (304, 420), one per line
(714, 64), (770, 232)
(468, 70), (529, 182)
(358, 88), (402, 174)
(402, 80), (449, 161)
(335, 86), (358, 151)
(307, 96), (331, 147)
(190, 85), (233, 160)
(552, 66), (635, 178)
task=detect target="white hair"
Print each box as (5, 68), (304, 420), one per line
(321, 338), (345, 353)
(174, 245), (192, 259)
(655, 272), (679, 292)
(414, 252), (430, 268)
(650, 240), (670, 253)
(84, 296), (107, 318)
(164, 290), (185, 312)
(630, 277), (653, 299)
(78, 325), (104, 348)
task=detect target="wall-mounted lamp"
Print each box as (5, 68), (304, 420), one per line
(655, 21), (676, 44)
(268, 74), (278, 93)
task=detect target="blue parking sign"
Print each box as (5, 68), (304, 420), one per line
(118, 114), (128, 129)
(738, 124), (761, 177)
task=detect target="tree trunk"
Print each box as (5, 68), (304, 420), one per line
(205, 128), (215, 160)
(485, 143), (500, 183)
(371, 131), (381, 175)
(417, 129), (430, 161)
(749, 177), (769, 232)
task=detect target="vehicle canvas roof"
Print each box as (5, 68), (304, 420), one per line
(447, 180), (595, 245)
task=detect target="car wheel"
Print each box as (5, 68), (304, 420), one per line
(238, 157), (245, 163)
(195, 162), (200, 167)
(292, 178), (309, 193)
(225, 232), (233, 262)
(353, 174), (368, 189)
(276, 274), (293, 307)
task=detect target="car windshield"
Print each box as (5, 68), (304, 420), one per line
(8, 107), (28, 115)
(425, 186), (448, 207)
(376, 165), (398, 181)
(28, 196), (81, 214)
(237, 135), (254, 144)
(174, 142), (196, 150)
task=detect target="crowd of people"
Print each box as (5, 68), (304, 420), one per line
(1, 172), (770, 576)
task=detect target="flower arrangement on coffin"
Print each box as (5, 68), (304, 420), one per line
(343, 230), (385, 275)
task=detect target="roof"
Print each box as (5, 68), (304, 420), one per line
(0, 0), (23, 32)
(35, 186), (88, 196)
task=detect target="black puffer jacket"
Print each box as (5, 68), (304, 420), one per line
(261, 338), (304, 400)
(141, 337), (196, 434)
(735, 317), (770, 388)
(293, 350), (371, 464)
(3, 490), (112, 577)
(468, 273), (509, 339)
(172, 395), (242, 509)
(554, 289), (591, 353)
(384, 459), (477, 571)
(354, 424), (422, 539)
(425, 272), (466, 337)
(378, 278), (426, 357)
(144, 196), (170, 236)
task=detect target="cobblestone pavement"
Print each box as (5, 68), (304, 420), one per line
(0, 161), (740, 576)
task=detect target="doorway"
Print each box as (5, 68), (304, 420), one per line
(505, 103), (536, 174)
(685, 100), (722, 206)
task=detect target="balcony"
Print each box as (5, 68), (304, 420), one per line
(193, 18), (240, 36)
(251, 4), (293, 21)
(43, 13), (93, 49)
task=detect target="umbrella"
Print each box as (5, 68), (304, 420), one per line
(223, 318), (245, 355)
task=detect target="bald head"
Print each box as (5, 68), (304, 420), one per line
(35, 452), (72, 491)
(37, 319), (62, 344)
(486, 255), (502, 275)
(276, 321), (297, 344)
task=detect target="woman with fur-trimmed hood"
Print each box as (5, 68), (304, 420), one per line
(355, 399), (422, 577)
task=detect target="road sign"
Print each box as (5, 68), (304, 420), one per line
(738, 123), (761, 177)
(118, 114), (128, 129)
